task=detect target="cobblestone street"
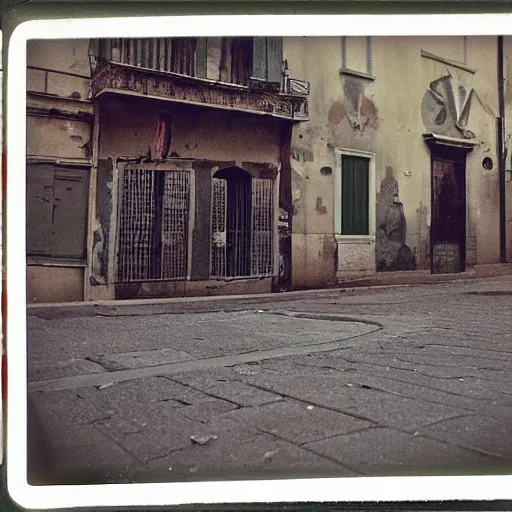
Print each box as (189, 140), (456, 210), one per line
(27, 276), (512, 485)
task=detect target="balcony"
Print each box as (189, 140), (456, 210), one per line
(89, 38), (309, 121)
(90, 60), (309, 121)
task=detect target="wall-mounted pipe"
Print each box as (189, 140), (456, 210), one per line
(498, 35), (506, 263)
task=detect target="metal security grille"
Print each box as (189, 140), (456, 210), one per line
(251, 178), (273, 276)
(117, 169), (190, 283)
(211, 178), (227, 277)
(211, 176), (273, 278)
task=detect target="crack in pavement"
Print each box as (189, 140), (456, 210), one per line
(28, 325), (382, 392)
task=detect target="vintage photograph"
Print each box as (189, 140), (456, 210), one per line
(26, 34), (512, 486)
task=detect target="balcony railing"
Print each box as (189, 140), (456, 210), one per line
(27, 66), (91, 101)
(90, 59), (309, 121)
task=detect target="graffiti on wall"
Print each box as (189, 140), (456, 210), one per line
(421, 73), (477, 139)
(327, 76), (378, 133)
(376, 166), (416, 271)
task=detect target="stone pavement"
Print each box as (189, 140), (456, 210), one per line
(26, 276), (512, 485)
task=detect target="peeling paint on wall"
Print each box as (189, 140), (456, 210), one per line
(291, 147), (314, 162)
(343, 76), (378, 132)
(327, 101), (344, 125)
(376, 167), (416, 271)
(416, 201), (430, 269)
(315, 197), (327, 215)
(91, 158), (113, 285)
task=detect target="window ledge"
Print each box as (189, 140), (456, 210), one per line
(27, 257), (87, 267)
(340, 68), (376, 81)
(335, 235), (375, 244)
(420, 50), (476, 74)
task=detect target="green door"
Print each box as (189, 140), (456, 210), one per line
(341, 155), (369, 235)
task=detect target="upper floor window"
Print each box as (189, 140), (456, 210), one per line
(93, 37), (283, 87)
(341, 36), (374, 79)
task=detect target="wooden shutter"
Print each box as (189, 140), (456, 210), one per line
(26, 165), (54, 256)
(252, 37), (267, 80)
(341, 156), (369, 236)
(251, 178), (273, 276)
(51, 169), (89, 259)
(266, 37), (283, 84)
(211, 178), (227, 277)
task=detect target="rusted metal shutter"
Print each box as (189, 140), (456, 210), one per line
(251, 178), (273, 276)
(211, 178), (227, 277)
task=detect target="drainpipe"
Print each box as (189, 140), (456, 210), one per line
(498, 36), (507, 263)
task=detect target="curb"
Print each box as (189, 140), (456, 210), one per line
(26, 267), (512, 310)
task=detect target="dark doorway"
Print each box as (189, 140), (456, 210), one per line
(431, 150), (467, 274)
(213, 167), (252, 277)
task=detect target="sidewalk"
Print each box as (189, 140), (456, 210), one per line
(26, 275), (512, 485)
(26, 263), (512, 310)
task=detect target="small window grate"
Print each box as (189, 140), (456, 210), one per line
(117, 168), (190, 283)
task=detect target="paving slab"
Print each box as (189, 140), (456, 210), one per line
(28, 358), (106, 382)
(29, 388), (110, 425)
(220, 399), (373, 445)
(89, 348), (195, 371)
(304, 427), (511, 476)
(241, 372), (467, 431)
(143, 417), (356, 482)
(48, 440), (146, 485)
(169, 374), (284, 407)
(418, 414), (512, 458)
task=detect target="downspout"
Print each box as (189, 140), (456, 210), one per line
(498, 35), (507, 263)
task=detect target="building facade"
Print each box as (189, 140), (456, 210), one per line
(25, 36), (512, 303)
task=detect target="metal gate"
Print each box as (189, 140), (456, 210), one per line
(211, 176), (273, 278)
(116, 168), (190, 282)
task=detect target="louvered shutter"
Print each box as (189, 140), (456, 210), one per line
(252, 37), (267, 80)
(211, 178), (227, 277)
(195, 37), (208, 78)
(341, 156), (369, 236)
(251, 179), (273, 276)
(266, 37), (283, 84)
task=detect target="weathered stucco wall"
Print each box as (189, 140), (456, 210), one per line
(284, 35), (500, 289)
(27, 266), (84, 303)
(98, 96), (281, 165)
(87, 95), (283, 300)
(27, 116), (91, 160)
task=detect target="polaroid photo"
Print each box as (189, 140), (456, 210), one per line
(3, 4), (512, 510)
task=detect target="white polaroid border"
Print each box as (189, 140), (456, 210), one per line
(7, 12), (512, 510)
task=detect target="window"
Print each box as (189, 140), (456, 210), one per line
(341, 36), (373, 78)
(96, 38), (200, 76)
(334, 149), (376, 238)
(116, 168), (191, 282)
(27, 164), (89, 260)
(211, 168), (273, 278)
(93, 36), (284, 86)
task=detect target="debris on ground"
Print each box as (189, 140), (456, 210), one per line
(97, 383), (113, 390)
(190, 434), (217, 445)
(306, 405), (315, 410)
(263, 450), (279, 461)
